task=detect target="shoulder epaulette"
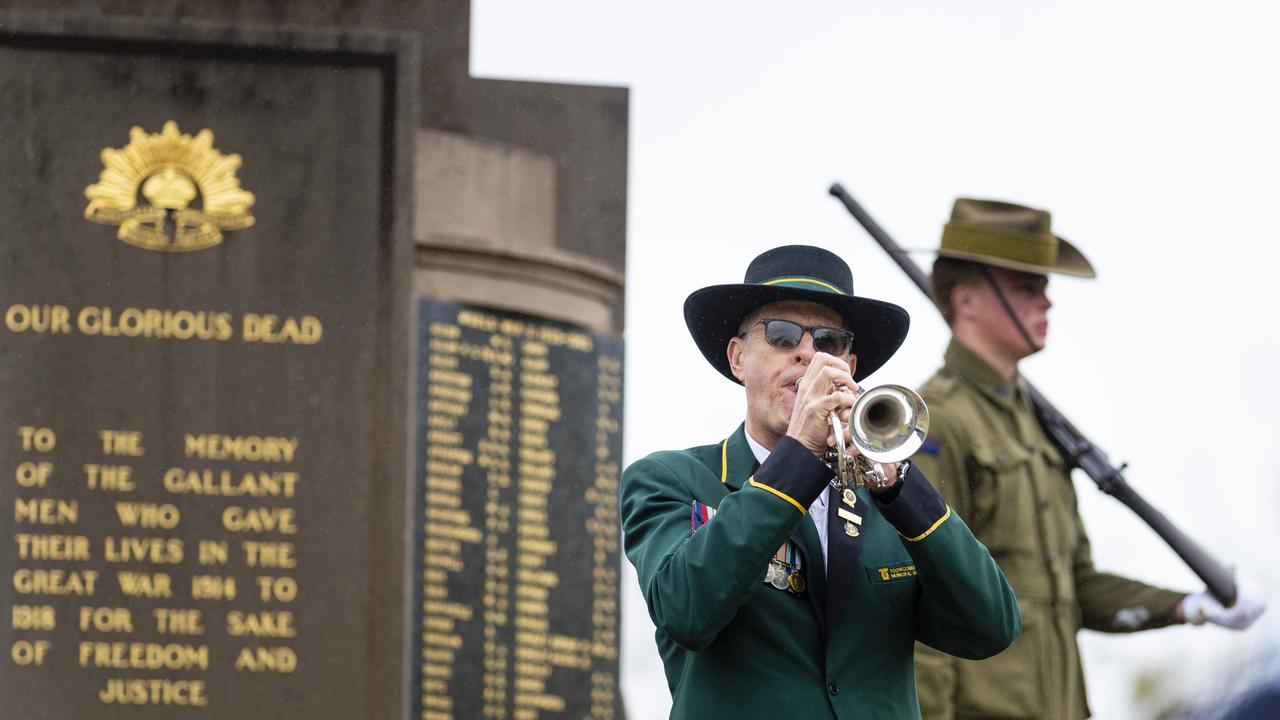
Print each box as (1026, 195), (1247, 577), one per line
(918, 371), (958, 400)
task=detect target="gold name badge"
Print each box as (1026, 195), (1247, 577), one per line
(84, 121), (255, 252)
(872, 563), (918, 584)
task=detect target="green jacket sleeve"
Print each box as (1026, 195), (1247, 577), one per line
(620, 438), (829, 651)
(875, 465), (1021, 660)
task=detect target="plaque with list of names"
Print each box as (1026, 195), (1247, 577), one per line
(413, 299), (624, 720)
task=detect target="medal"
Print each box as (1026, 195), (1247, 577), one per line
(845, 521), (860, 538)
(842, 488), (857, 507)
(764, 541), (805, 593)
(788, 571), (806, 594)
(770, 562), (789, 590)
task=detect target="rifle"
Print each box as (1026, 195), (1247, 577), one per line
(828, 182), (1238, 607)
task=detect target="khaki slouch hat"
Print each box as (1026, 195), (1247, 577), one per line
(939, 198), (1096, 278)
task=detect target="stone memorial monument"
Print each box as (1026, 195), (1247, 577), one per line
(0, 3), (627, 719)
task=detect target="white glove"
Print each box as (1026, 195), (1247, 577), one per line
(1181, 584), (1267, 630)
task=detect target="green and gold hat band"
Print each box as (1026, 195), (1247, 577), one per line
(940, 221), (1059, 269)
(760, 276), (847, 295)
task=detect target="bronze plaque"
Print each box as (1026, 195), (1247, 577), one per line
(0, 19), (412, 719)
(414, 299), (624, 720)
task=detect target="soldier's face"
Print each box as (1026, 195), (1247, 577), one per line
(974, 268), (1053, 357)
(727, 301), (850, 448)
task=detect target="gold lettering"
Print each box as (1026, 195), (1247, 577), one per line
(515, 615), (549, 632)
(428, 368), (473, 388)
(182, 434), (299, 462)
(254, 576), (298, 602)
(521, 402), (561, 421)
(103, 536), (183, 564)
(11, 605), (56, 630)
(426, 413), (459, 430)
(514, 693), (566, 712)
(84, 464), (136, 491)
(518, 538), (555, 555)
(76, 306), (232, 341)
(154, 609), (204, 635)
(456, 310), (498, 332)
(428, 384), (472, 404)
(11, 639), (51, 665)
(222, 506), (298, 534)
(116, 572), (172, 598)
(18, 426), (57, 452)
(5, 304), (71, 334)
(428, 398), (468, 416)
(164, 468), (299, 498)
(427, 445), (473, 465)
(191, 575), (236, 600)
(227, 610), (296, 638)
(241, 541), (296, 568)
(429, 322), (461, 338)
(424, 554), (465, 572)
(424, 491), (461, 508)
(99, 430), (145, 456)
(80, 606), (134, 633)
(197, 541), (229, 565)
(15, 498), (78, 524)
(114, 502), (179, 529)
(425, 522), (482, 543)
(425, 507), (471, 526)
(98, 678), (208, 706)
(13, 568), (98, 596)
(16, 533), (90, 561)
(517, 569), (559, 588)
(242, 313), (323, 345)
(428, 352), (459, 368)
(424, 632), (463, 649)
(78, 642), (208, 670)
(424, 601), (474, 622)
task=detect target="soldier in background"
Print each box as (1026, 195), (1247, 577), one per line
(912, 198), (1267, 719)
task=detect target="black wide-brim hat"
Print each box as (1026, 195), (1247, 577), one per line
(684, 244), (910, 383)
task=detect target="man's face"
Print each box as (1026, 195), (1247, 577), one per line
(967, 267), (1053, 358)
(726, 300), (850, 448)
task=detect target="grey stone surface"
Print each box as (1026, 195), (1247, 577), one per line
(0, 0), (629, 288)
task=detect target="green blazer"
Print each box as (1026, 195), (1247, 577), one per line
(622, 425), (1021, 719)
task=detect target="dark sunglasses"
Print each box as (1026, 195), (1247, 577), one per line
(746, 319), (854, 356)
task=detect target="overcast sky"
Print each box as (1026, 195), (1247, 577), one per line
(473, 3), (1280, 717)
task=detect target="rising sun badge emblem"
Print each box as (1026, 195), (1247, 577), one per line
(84, 121), (255, 252)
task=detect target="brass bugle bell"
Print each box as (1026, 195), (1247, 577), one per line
(825, 384), (929, 489)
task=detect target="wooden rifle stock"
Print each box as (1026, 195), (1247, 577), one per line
(828, 182), (1237, 607)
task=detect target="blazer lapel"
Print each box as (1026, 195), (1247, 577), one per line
(824, 485), (865, 642)
(718, 424), (756, 492)
(722, 424), (829, 630)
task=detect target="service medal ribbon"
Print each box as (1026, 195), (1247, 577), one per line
(690, 500), (717, 534)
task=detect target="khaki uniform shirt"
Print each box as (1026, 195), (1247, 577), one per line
(913, 340), (1186, 720)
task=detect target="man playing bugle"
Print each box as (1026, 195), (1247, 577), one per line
(621, 244), (1021, 718)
